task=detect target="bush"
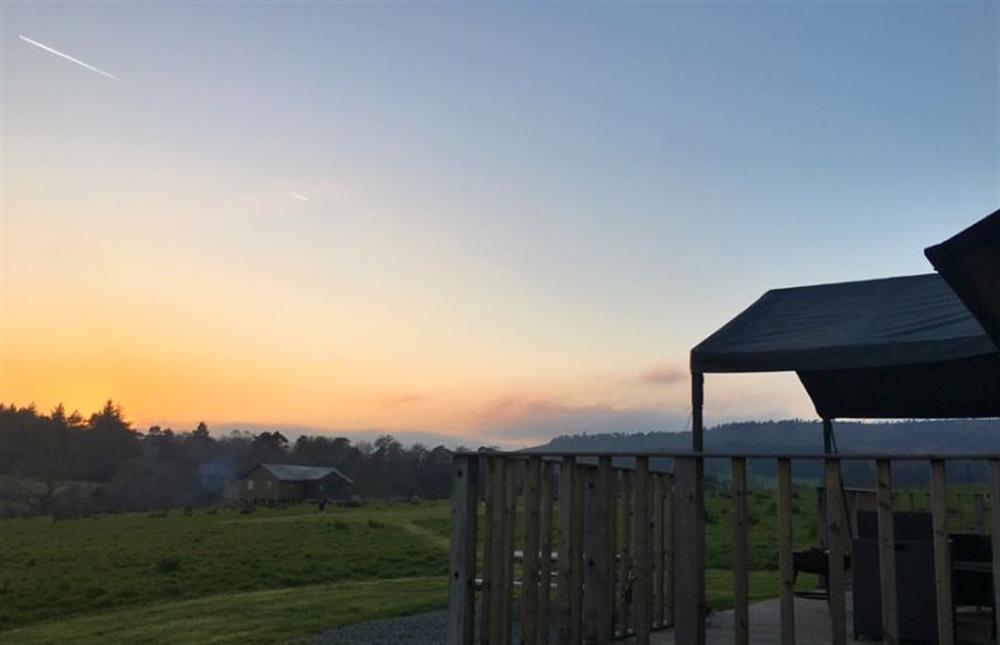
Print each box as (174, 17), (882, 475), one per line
(240, 505), (256, 515)
(155, 556), (182, 573)
(367, 518), (385, 529)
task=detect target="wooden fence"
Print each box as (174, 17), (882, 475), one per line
(447, 451), (1000, 645)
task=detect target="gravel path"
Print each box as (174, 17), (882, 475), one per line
(313, 610), (449, 645)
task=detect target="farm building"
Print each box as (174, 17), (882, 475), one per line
(238, 463), (353, 504)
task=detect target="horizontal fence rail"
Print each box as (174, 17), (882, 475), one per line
(448, 451), (1000, 645)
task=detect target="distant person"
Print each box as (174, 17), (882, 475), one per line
(318, 497), (328, 514)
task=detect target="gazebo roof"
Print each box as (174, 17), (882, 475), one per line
(925, 208), (1000, 351)
(690, 273), (994, 374)
(690, 269), (1000, 419)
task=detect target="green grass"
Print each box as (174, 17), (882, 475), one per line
(0, 486), (839, 643)
(0, 502), (451, 630)
(707, 569), (819, 610)
(705, 485), (819, 570)
(0, 577), (447, 645)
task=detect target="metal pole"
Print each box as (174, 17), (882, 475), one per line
(692, 372), (704, 452)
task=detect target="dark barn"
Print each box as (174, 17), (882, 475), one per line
(239, 463), (353, 504)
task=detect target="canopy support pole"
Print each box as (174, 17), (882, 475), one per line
(822, 418), (833, 454)
(692, 372), (704, 452)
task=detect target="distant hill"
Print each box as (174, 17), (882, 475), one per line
(531, 419), (1000, 486)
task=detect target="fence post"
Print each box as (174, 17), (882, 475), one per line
(620, 471), (634, 635)
(777, 458), (795, 645)
(558, 458), (578, 644)
(732, 458), (749, 645)
(584, 466), (598, 642)
(674, 455), (706, 645)
(523, 457), (542, 645)
(502, 461), (516, 645)
(538, 461), (555, 645)
(448, 454), (478, 645)
(664, 472), (674, 627)
(875, 460), (898, 645)
(991, 460), (1000, 644)
(634, 456), (652, 644)
(930, 460), (954, 645)
(596, 457), (614, 642)
(481, 456), (497, 645)
(826, 460), (847, 645)
(489, 458), (507, 645)
(654, 473), (665, 628)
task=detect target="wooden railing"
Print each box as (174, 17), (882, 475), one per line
(447, 451), (1000, 645)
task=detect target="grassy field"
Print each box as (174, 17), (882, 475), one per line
(0, 489), (827, 643)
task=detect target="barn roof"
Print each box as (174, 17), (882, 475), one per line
(247, 463), (354, 484)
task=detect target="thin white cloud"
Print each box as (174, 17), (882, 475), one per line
(290, 192), (310, 202)
(18, 35), (118, 81)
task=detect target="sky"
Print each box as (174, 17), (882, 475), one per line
(1, 1), (998, 448)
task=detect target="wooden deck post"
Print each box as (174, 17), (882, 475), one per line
(571, 460), (585, 644)
(826, 459), (847, 645)
(596, 457), (614, 643)
(634, 456), (652, 644)
(522, 457), (542, 645)
(991, 459), (1000, 645)
(675, 455), (706, 645)
(499, 460), (516, 645)
(611, 469), (621, 637)
(663, 472), (674, 628)
(481, 456), (498, 645)
(930, 460), (954, 645)
(731, 458), (749, 645)
(620, 470), (634, 636)
(489, 457), (508, 645)
(559, 458), (585, 645)
(538, 461), (555, 645)
(654, 473), (665, 628)
(777, 458), (795, 645)
(584, 466), (598, 642)
(875, 460), (898, 645)
(448, 454), (478, 645)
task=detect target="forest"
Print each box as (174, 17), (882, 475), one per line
(0, 401), (461, 517)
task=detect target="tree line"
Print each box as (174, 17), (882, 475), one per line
(0, 401), (462, 516)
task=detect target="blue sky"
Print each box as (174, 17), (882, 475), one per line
(1, 1), (997, 446)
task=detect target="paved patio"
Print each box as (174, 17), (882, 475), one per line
(639, 594), (858, 645)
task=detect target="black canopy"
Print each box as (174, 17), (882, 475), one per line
(925, 209), (1000, 351)
(690, 273), (1000, 419)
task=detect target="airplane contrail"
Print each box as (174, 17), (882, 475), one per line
(18, 35), (118, 80)
(290, 192), (310, 202)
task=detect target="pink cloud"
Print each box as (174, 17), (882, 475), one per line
(473, 393), (687, 444)
(640, 364), (685, 386)
(378, 393), (427, 407)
